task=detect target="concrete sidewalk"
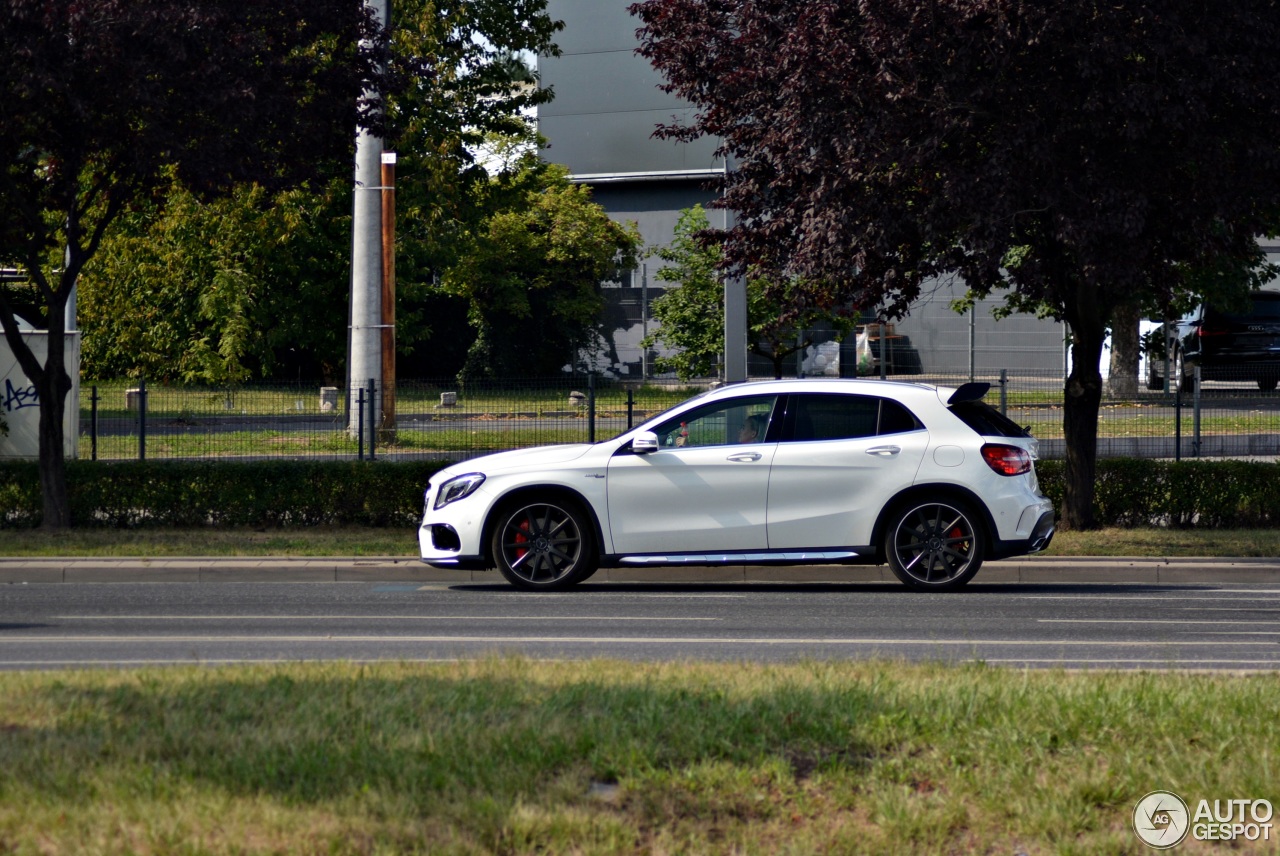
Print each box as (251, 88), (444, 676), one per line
(1, 555), (1278, 585)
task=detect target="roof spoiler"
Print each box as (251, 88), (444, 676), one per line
(947, 382), (991, 405)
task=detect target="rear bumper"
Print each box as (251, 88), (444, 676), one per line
(990, 509), (1055, 560)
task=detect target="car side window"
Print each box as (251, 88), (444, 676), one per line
(653, 395), (778, 448)
(787, 393), (921, 441)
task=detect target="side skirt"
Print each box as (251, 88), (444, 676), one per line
(602, 548), (877, 568)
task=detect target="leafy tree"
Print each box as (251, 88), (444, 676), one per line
(643, 207), (726, 379)
(644, 206), (856, 380)
(79, 177), (354, 385)
(73, 0), (563, 386)
(0, 0), (393, 528)
(632, 0), (1280, 528)
(445, 162), (641, 380)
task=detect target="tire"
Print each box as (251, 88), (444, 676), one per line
(1173, 348), (1192, 394)
(885, 500), (985, 590)
(491, 498), (597, 591)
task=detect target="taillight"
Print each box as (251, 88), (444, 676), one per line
(981, 443), (1031, 476)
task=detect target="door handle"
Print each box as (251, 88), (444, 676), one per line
(866, 445), (901, 458)
(726, 452), (762, 462)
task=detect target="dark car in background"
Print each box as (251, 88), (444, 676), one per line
(1148, 291), (1280, 392)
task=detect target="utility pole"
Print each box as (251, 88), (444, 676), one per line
(347, 0), (389, 435)
(380, 151), (397, 441)
(722, 155), (748, 383)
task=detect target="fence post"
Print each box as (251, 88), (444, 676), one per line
(90, 385), (99, 462)
(1192, 364), (1202, 458)
(587, 374), (596, 444)
(368, 377), (377, 460)
(626, 387), (635, 430)
(1174, 377), (1182, 462)
(138, 377), (147, 462)
(998, 369), (1008, 417)
(357, 385), (365, 460)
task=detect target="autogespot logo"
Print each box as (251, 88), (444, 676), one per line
(1133, 791), (1191, 849)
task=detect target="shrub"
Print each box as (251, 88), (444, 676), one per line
(1035, 458), (1280, 528)
(2, 458), (1278, 530)
(0, 460), (452, 529)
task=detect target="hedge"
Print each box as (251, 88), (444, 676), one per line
(0, 458), (1277, 529)
(0, 460), (452, 529)
(1034, 459), (1280, 528)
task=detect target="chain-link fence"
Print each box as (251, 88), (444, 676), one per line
(77, 370), (1280, 462)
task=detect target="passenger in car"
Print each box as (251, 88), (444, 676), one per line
(738, 413), (767, 443)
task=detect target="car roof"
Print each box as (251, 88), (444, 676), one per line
(700, 377), (955, 400)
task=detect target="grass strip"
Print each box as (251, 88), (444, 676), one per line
(0, 658), (1274, 854)
(2, 526), (1279, 559)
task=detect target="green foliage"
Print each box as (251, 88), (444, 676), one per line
(79, 178), (353, 384)
(70, 1), (566, 385)
(644, 206), (857, 380)
(1036, 459), (1280, 528)
(644, 206), (726, 380)
(0, 456), (1278, 532)
(446, 162), (641, 380)
(0, 461), (451, 529)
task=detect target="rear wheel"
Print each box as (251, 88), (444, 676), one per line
(491, 499), (597, 591)
(886, 501), (985, 590)
(1173, 348), (1193, 393)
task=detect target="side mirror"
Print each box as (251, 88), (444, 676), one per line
(630, 431), (659, 454)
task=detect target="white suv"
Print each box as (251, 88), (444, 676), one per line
(418, 379), (1055, 591)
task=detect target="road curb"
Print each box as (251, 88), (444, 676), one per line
(1, 556), (1278, 585)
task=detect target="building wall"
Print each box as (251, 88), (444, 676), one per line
(542, 0), (1066, 379)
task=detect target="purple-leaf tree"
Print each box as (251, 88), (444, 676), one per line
(632, 0), (1280, 528)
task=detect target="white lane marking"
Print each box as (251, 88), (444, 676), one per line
(1, 635), (1275, 646)
(1173, 607), (1280, 612)
(1039, 619), (1280, 625)
(1196, 632), (1280, 636)
(1020, 595), (1280, 602)
(54, 615), (721, 622)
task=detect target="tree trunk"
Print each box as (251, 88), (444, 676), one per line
(1061, 318), (1107, 530)
(1107, 303), (1141, 398)
(36, 323), (72, 529)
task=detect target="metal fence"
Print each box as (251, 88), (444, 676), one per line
(76, 369), (1280, 462)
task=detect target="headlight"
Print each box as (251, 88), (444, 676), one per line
(433, 473), (486, 509)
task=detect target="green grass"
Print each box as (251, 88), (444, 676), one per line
(2, 526), (1279, 559)
(0, 526), (419, 557)
(0, 658), (1275, 854)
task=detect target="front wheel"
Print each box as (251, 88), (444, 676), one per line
(491, 499), (597, 591)
(886, 501), (985, 590)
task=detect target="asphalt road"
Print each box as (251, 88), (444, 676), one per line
(4, 577), (1280, 670)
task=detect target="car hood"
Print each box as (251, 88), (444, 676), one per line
(441, 443), (597, 478)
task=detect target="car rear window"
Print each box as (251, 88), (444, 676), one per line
(948, 400), (1030, 438)
(1213, 293), (1280, 323)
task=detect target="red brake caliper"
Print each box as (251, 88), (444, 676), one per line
(514, 519), (531, 560)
